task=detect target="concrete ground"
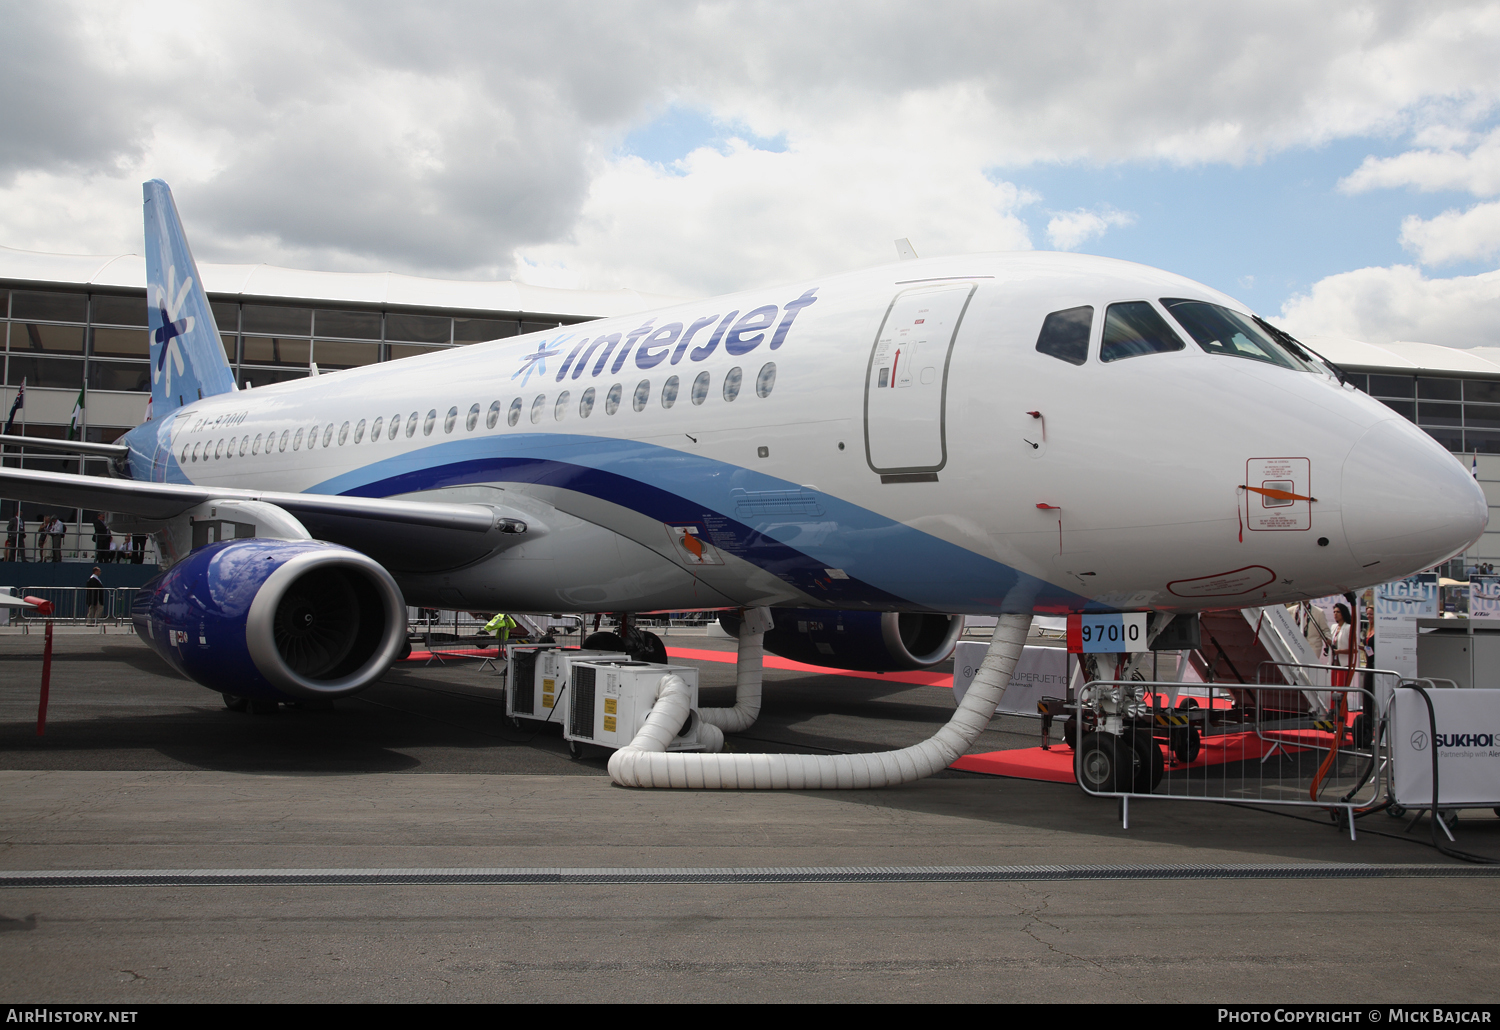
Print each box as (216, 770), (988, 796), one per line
(0, 626), (1497, 1003)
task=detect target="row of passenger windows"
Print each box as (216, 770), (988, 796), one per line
(1035, 299), (1320, 372)
(181, 362), (777, 464)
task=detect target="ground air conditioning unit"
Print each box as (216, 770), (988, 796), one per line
(565, 660), (704, 757)
(506, 646), (628, 725)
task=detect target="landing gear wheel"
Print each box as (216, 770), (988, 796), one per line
(1439, 809), (1459, 830)
(567, 739), (583, 760)
(397, 638), (412, 661)
(1062, 716), (1077, 751)
(638, 630), (669, 665)
(221, 693), (249, 712)
(1123, 727), (1164, 792)
(1388, 802), (1408, 819)
(247, 700), (280, 715)
(582, 631), (624, 653)
(1076, 732), (1129, 793)
(1169, 724), (1201, 764)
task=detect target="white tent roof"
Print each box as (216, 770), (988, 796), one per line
(1303, 335), (1500, 377)
(0, 245), (686, 319)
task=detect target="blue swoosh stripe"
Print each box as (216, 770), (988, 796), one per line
(309, 433), (1089, 614)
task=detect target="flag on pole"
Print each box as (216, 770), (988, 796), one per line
(1474, 449), (1480, 480)
(3, 380), (24, 437)
(67, 388), (85, 441)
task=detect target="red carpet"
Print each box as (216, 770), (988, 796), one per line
(666, 646), (952, 686)
(402, 647), (499, 662)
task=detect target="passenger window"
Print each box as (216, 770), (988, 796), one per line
(756, 362), (776, 398)
(605, 383), (623, 415)
(1160, 298), (1309, 371)
(723, 366), (743, 401)
(354, 420), (366, 444)
(424, 409), (437, 435)
(1100, 302), (1185, 363)
(279, 430), (290, 452)
(293, 428), (304, 450)
(1036, 306), (1092, 366)
(322, 424), (334, 447)
(389, 415), (401, 440)
(338, 421), (350, 445)
(507, 398), (522, 427)
(189, 442), (198, 462)
(444, 406), (458, 433)
(214, 439), (223, 459)
(691, 371), (710, 405)
(554, 390), (570, 420)
(486, 401), (500, 429)
(579, 387), (595, 418)
(252, 434), (262, 455)
(661, 375), (679, 408)
(633, 379), (650, 411)
(370, 417), (382, 441)
(405, 412), (417, 438)
(466, 403), (480, 431)
(239, 436), (249, 457)
(530, 395), (545, 424)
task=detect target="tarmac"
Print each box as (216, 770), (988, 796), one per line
(0, 624), (1497, 1003)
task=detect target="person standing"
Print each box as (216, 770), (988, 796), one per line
(85, 566), (105, 625)
(1329, 603), (1354, 688)
(5, 511), (23, 563)
(92, 512), (112, 564)
(43, 514), (64, 562)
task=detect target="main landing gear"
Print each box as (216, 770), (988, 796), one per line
(582, 612), (669, 664)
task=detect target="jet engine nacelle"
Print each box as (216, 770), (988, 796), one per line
(719, 608), (963, 672)
(132, 538), (407, 702)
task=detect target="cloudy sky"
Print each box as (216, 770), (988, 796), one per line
(5, 1), (1500, 347)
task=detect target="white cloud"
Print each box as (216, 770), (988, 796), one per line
(1399, 200), (1500, 265)
(1339, 127), (1500, 197)
(1044, 208), (1135, 251)
(1278, 264), (1500, 348)
(5, 1), (1500, 295)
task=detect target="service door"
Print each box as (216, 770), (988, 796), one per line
(863, 282), (976, 476)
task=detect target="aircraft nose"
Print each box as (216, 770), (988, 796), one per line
(1341, 418), (1488, 575)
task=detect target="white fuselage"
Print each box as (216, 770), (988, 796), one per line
(129, 252), (1487, 615)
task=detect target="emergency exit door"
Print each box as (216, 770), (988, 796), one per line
(863, 282), (975, 477)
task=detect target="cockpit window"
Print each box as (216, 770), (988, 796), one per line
(1035, 306), (1092, 366)
(1100, 302), (1185, 363)
(1160, 298), (1311, 371)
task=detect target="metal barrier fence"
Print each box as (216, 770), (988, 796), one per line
(1072, 678), (1387, 837)
(13, 586), (139, 626)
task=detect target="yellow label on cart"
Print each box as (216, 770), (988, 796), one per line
(604, 698), (617, 715)
(603, 715), (617, 733)
(542, 693), (554, 708)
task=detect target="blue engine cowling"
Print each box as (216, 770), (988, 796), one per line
(132, 538), (408, 702)
(718, 608), (963, 672)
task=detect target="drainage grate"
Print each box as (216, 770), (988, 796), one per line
(3, 863), (1496, 888)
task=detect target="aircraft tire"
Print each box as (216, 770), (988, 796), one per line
(638, 631), (669, 665)
(1136, 732), (1165, 791)
(1062, 716), (1077, 751)
(583, 631), (625, 653)
(397, 639), (412, 661)
(221, 693), (249, 712)
(1076, 732), (1128, 793)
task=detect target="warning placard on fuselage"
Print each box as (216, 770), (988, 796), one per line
(1244, 457), (1312, 532)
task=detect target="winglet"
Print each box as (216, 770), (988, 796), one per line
(143, 180), (236, 418)
(894, 238), (919, 260)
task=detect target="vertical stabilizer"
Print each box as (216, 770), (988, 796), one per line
(143, 180), (236, 417)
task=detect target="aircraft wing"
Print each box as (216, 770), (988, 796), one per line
(0, 466), (536, 571)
